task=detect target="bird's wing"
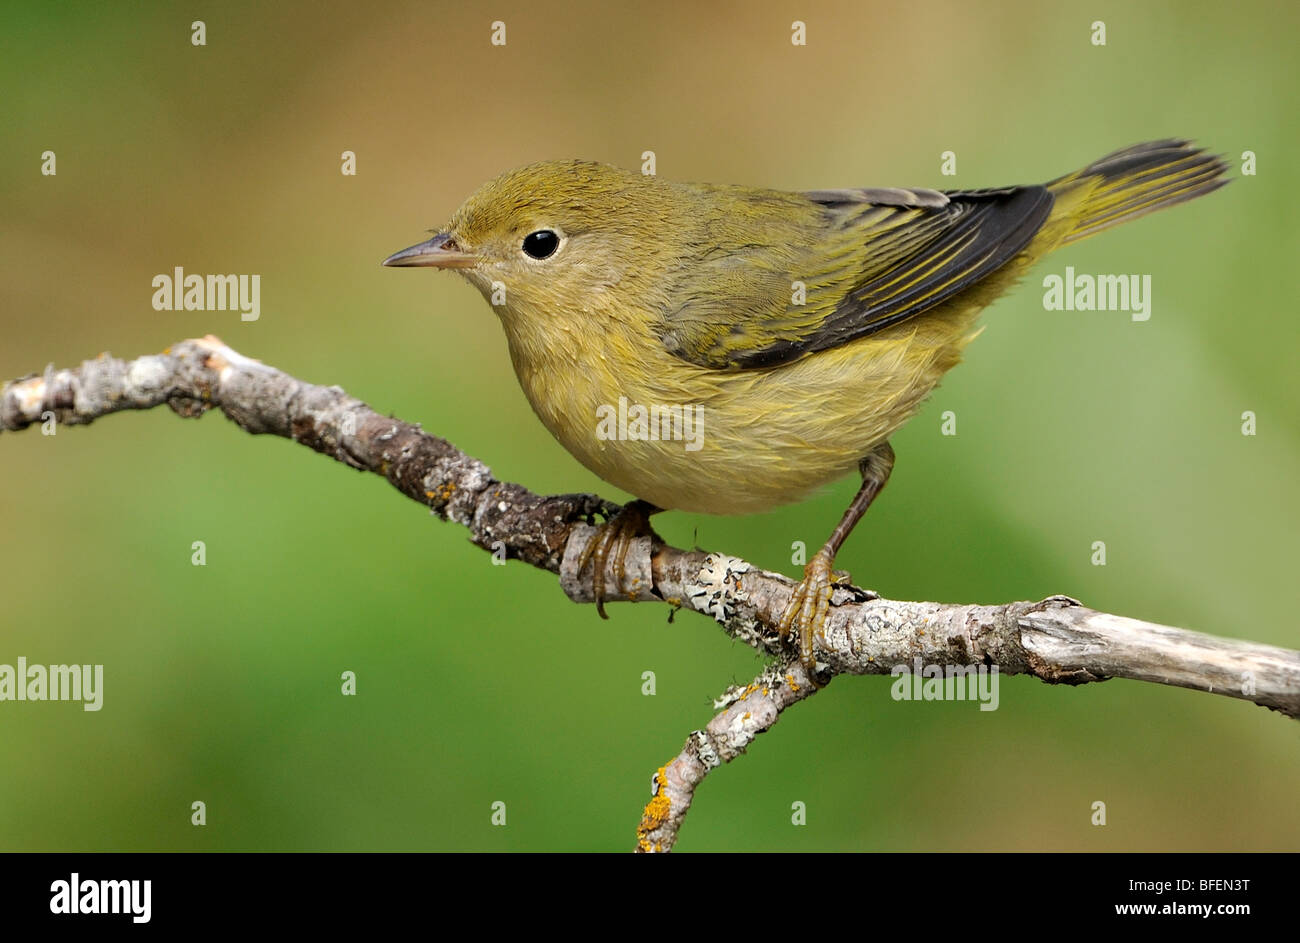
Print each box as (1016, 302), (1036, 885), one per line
(657, 184), (1054, 370)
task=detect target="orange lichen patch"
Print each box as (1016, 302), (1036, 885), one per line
(13, 378), (46, 414)
(636, 766), (672, 851)
(426, 482), (455, 503)
(624, 574), (648, 600)
(743, 712), (752, 721)
(204, 350), (230, 374)
(785, 673), (799, 692)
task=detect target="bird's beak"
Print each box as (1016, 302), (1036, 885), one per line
(382, 232), (479, 269)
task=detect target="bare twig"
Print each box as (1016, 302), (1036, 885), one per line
(5, 336), (1298, 852)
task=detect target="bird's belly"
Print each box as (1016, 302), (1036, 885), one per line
(512, 313), (976, 516)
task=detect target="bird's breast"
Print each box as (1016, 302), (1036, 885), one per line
(502, 304), (979, 516)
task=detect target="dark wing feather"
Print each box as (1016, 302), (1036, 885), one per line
(659, 184), (1054, 371)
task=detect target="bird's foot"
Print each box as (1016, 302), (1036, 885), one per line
(577, 499), (660, 617)
(777, 550), (844, 686)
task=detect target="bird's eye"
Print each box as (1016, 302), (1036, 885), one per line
(522, 229), (560, 260)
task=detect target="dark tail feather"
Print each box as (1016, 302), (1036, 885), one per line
(1048, 139), (1230, 245)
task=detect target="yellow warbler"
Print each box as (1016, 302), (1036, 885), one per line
(384, 140), (1228, 682)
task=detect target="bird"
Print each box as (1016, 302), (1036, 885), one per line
(383, 140), (1229, 683)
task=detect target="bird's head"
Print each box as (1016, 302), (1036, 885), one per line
(383, 160), (680, 338)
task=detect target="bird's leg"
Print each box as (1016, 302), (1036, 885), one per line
(577, 499), (662, 618)
(779, 441), (895, 685)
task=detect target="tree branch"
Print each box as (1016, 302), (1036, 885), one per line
(5, 336), (1298, 852)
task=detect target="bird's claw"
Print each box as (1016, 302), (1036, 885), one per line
(576, 500), (657, 618)
(777, 550), (839, 686)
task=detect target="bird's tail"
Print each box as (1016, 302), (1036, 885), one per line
(1047, 139), (1229, 245)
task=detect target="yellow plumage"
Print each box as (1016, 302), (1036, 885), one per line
(404, 140), (1226, 515)
(507, 288), (972, 514)
(384, 140), (1229, 675)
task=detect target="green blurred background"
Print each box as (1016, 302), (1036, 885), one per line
(2, 0), (1297, 851)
